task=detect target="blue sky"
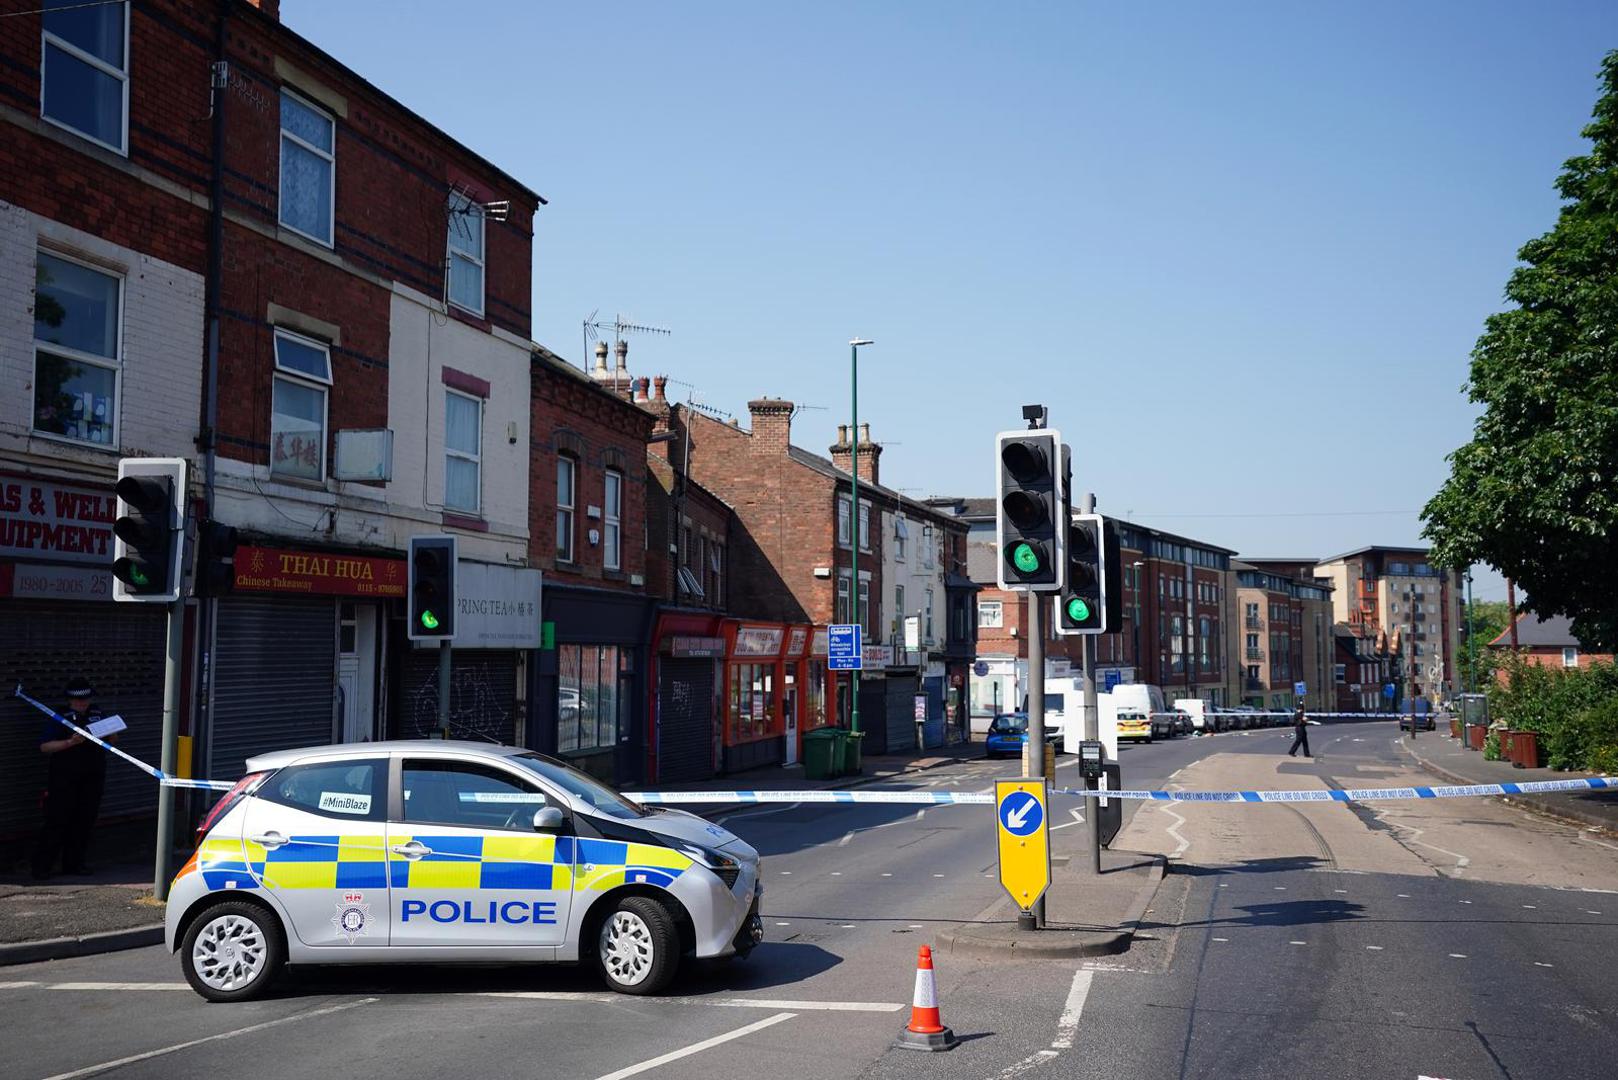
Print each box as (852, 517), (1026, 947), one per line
(285, 0), (1616, 602)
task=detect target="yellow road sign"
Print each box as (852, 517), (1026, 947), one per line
(995, 779), (1051, 911)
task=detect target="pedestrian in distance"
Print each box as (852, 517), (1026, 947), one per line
(1287, 701), (1311, 758)
(32, 678), (111, 880)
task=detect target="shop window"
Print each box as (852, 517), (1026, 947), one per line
(805, 660), (829, 730)
(729, 662), (777, 742)
(32, 251), (120, 446)
(557, 644), (621, 754)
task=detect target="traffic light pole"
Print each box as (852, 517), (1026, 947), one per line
(1022, 586), (1046, 932)
(153, 595), (184, 900)
(438, 640), (452, 735)
(1080, 492), (1102, 877)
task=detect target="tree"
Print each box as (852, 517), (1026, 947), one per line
(1423, 51), (1618, 651)
(1461, 598), (1512, 689)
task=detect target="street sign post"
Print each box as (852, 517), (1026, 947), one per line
(995, 779), (1051, 916)
(1294, 681), (1307, 698)
(828, 624), (863, 671)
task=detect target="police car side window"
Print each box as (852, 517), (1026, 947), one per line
(259, 760), (384, 822)
(401, 760), (549, 831)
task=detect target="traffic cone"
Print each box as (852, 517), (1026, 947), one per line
(893, 945), (958, 1051)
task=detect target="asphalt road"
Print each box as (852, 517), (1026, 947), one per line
(5, 722), (1616, 1080)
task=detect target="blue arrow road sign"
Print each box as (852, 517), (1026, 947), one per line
(1294, 681), (1307, 697)
(998, 790), (1044, 836)
(828, 624), (862, 671)
(1384, 682), (1397, 699)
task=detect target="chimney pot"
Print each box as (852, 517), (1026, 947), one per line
(592, 341), (610, 379)
(653, 375), (668, 402)
(858, 422), (871, 447)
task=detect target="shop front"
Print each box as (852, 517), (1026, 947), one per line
(534, 583), (654, 788)
(720, 621), (833, 775)
(0, 472), (167, 845)
(210, 543), (405, 779)
(647, 611), (725, 785)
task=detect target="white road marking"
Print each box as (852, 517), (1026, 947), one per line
(1459, 900), (1472, 905)
(1397, 894), (1410, 898)
(830, 872), (842, 876)
(0, 981), (40, 989)
(1587, 910), (1603, 915)
(839, 924), (857, 928)
(40, 997), (375, 1080)
(991, 1049), (1060, 1079)
(1218, 883), (1228, 888)
(881, 872), (893, 877)
(1290, 941), (1307, 946)
(775, 921), (791, 926)
(1522, 905), (1537, 910)
(1535, 962), (1554, 968)
(1366, 946), (1384, 951)
(590, 1012), (796, 1080)
(1050, 968), (1093, 1050)
(709, 999), (901, 1013)
(1274, 887), (1287, 892)
(838, 808), (928, 847)
(932, 873), (945, 878)
(1212, 937), (1229, 942)
(780, 871), (792, 875)
(1334, 889), (1348, 894)
(48, 983), (188, 991)
(1449, 954), (1468, 959)
(1051, 808), (1086, 831)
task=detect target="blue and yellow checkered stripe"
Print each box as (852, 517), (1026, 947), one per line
(195, 834), (695, 892)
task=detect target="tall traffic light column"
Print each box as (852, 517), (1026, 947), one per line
(408, 536), (459, 732)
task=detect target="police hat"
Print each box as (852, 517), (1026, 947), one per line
(66, 679), (94, 699)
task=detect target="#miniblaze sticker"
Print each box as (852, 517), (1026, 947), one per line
(332, 891), (371, 943)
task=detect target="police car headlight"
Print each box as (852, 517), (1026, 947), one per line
(678, 843), (742, 889)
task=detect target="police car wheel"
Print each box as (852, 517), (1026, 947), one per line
(181, 901), (285, 1002)
(596, 896), (679, 995)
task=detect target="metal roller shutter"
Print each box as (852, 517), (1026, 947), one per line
(210, 595), (336, 780)
(658, 658), (715, 783)
(397, 647), (518, 745)
(886, 675), (919, 753)
(0, 600), (166, 837)
(923, 676), (945, 748)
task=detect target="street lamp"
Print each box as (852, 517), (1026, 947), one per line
(848, 338), (874, 738)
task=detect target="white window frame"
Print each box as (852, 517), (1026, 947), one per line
(1563, 647), (1579, 668)
(837, 495), (851, 548)
(603, 468), (623, 571)
(270, 328), (331, 481)
(446, 191), (485, 316)
(278, 88), (336, 248)
(978, 600), (1003, 629)
(858, 501), (871, 552)
(444, 389), (482, 515)
(893, 516), (908, 561)
(556, 456), (576, 564)
(31, 249), (124, 450)
(40, 0), (130, 156)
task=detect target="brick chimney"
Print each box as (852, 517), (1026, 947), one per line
(831, 423), (881, 484)
(244, 0), (281, 20)
(747, 398), (794, 455)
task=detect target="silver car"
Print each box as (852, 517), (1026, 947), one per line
(165, 741), (762, 1002)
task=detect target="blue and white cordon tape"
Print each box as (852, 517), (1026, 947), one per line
(11, 683), (235, 792)
(626, 776), (1615, 806)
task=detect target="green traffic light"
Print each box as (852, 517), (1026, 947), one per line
(1066, 597), (1091, 623)
(420, 610), (440, 630)
(129, 566), (149, 587)
(1012, 542), (1041, 574)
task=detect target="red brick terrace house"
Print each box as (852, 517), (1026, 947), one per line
(1489, 614), (1614, 682)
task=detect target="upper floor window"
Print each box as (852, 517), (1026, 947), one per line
(603, 469), (623, 571)
(41, 0), (129, 154)
(978, 600), (1003, 629)
(271, 329), (330, 481)
(922, 523), (935, 567)
(858, 502), (871, 551)
(555, 456), (576, 563)
(446, 191), (485, 315)
(893, 516), (908, 561)
(32, 251), (121, 447)
(837, 495), (851, 547)
(444, 390), (481, 513)
(925, 588), (935, 641)
(279, 90), (335, 246)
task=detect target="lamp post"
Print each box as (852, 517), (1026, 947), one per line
(848, 338), (874, 737)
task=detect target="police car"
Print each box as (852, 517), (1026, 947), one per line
(165, 741), (763, 1002)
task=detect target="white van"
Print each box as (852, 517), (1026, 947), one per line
(1173, 698), (1214, 734)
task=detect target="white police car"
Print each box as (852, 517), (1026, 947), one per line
(165, 741), (762, 1002)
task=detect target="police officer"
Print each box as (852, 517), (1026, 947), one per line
(1287, 701), (1311, 759)
(32, 679), (109, 879)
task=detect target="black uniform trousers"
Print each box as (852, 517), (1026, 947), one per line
(1288, 724), (1311, 758)
(33, 766), (105, 877)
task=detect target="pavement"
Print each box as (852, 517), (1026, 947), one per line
(1402, 721), (1618, 834)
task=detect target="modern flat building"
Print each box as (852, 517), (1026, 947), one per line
(1232, 560), (1335, 711)
(1316, 546), (1464, 705)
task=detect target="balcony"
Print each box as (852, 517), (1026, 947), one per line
(1244, 617), (1263, 630)
(1244, 677), (1265, 692)
(1245, 647), (1264, 661)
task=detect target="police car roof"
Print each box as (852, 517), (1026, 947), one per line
(244, 740), (526, 772)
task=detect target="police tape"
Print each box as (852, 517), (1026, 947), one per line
(11, 683), (235, 792)
(1206, 711), (1423, 719)
(625, 776), (1616, 806)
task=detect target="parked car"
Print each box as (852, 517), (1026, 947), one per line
(985, 713), (1062, 759)
(1171, 710), (1194, 736)
(1116, 710), (1152, 744)
(1148, 712), (1177, 740)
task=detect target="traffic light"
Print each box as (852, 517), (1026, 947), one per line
(995, 430), (1064, 591)
(407, 535), (457, 641)
(1057, 513), (1122, 636)
(196, 520), (240, 597)
(112, 458), (186, 602)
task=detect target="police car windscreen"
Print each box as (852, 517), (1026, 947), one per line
(510, 753), (650, 820)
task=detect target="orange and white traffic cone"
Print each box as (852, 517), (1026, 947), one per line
(893, 944), (958, 1051)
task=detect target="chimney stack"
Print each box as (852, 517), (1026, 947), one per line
(614, 340), (630, 396)
(591, 341), (610, 381)
(839, 422), (880, 485)
(244, 0), (281, 20)
(747, 397), (794, 455)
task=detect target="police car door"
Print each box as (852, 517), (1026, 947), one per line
(389, 756), (572, 948)
(240, 756), (390, 949)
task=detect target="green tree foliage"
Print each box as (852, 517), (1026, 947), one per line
(1423, 52), (1618, 650)
(1462, 599), (1513, 686)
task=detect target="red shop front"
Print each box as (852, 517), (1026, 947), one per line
(721, 621), (836, 774)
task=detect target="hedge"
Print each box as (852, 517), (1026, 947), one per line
(1486, 653), (1618, 772)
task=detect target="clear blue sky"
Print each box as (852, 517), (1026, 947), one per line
(286, 0), (1616, 603)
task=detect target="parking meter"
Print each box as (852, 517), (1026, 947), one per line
(1079, 740), (1105, 781)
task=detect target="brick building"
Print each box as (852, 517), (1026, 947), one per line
(1, 0), (547, 848)
(677, 397), (974, 766)
(1488, 614), (1615, 681)
(1232, 560), (1334, 711)
(525, 345), (656, 786)
(1316, 546), (1464, 707)
(1333, 623), (1391, 712)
